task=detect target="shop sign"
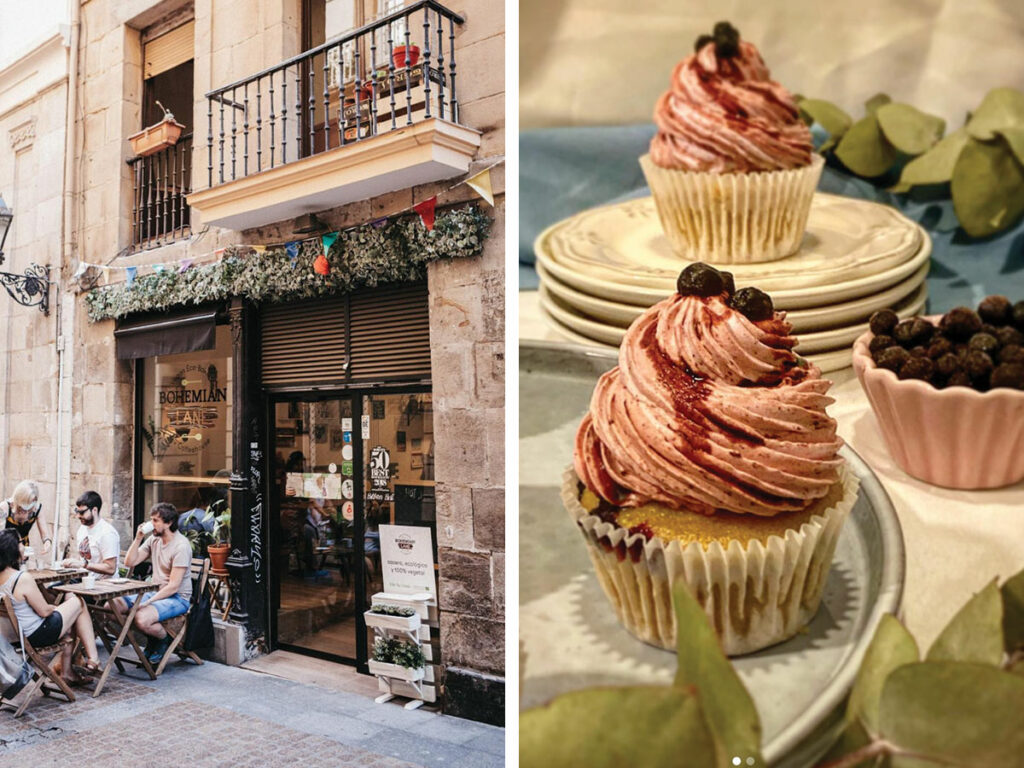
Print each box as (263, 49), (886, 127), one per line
(380, 524), (436, 597)
(361, 414), (370, 438)
(369, 446), (391, 489)
(155, 363), (226, 455)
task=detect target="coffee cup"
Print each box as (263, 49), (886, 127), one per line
(81, 574), (97, 589)
(23, 546), (34, 558)
(140, 521), (154, 536)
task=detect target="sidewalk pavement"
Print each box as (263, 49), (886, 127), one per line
(0, 658), (504, 768)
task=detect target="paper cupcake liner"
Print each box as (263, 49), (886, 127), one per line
(853, 327), (1024, 489)
(639, 153), (824, 264)
(562, 464), (858, 655)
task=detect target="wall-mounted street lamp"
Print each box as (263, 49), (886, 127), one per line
(0, 196), (50, 315)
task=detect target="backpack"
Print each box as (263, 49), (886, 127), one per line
(182, 574), (214, 651)
(0, 633), (31, 699)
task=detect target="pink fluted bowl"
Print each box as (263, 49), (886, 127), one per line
(852, 321), (1024, 490)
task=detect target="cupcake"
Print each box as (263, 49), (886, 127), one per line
(853, 301), (1024, 489)
(640, 23), (824, 264)
(565, 263), (857, 655)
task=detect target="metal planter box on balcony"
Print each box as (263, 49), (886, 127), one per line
(188, 0), (477, 232)
(129, 117), (185, 158)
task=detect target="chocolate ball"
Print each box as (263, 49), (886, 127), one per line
(1012, 301), (1024, 330)
(893, 317), (934, 347)
(964, 350), (994, 384)
(998, 345), (1024, 365)
(876, 346), (911, 373)
(946, 370), (972, 388)
(991, 363), (1024, 390)
(996, 326), (1024, 348)
(978, 295), (1012, 325)
(940, 307), (983, 341)
(927, 337), (954, 359)
(898, 356), (934, 382)
(935, 353), (961, 379)
(869, 335), (897, 357)
(967, 333), (1000, 357)
(869, 309), (900, 337)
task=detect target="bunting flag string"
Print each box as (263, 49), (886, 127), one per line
(74, 156), (503, 285)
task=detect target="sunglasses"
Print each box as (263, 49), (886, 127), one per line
(17, 502), (39, 513)
(73, 506), (92, 516)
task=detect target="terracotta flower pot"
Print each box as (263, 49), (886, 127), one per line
(207, 543), (230, 572)
(392, 45), (420, 70)
(128, 117), (185, 157)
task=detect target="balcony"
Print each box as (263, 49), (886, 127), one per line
(128, 134), (194, 251)
(187, 0), (481, 232)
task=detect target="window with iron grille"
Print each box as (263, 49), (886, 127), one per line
(129, 24), (195, 251)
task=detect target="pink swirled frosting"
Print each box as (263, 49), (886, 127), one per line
(649, 40), (812, 173)
(574, 294), (843, 517)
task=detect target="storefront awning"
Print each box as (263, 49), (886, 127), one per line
(114, 308), (217, 360)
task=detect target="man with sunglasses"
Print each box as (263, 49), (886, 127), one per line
(60, 491), (120, 578)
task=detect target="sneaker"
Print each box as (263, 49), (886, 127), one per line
(147, 635), (172, 665)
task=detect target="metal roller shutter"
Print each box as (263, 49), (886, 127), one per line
(259, 282), (431, 387)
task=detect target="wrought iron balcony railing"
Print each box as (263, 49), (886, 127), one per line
(204, 0), (465, 189)
(128, 134), (193, 251)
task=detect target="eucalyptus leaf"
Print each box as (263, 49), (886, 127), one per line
(897, 128), (970, 186)
(817, 720), (874, 767)
(926, 578), (1003, 665)
(865, 93), (892, 114)
(1001, 568), (1024, 654)
(672, 583), (763, 766)
(846, 615), (919, 735)
(995, 125), (1024, 167)
(951, 137), (1024, 237)
(835, 115), (899, 177)
(877, 103), (945, 155)
(519, 686), (717, 768)
(799, 99), (853, 141)
(965, 87), (1024, 140)
(878, 662), (1024, 767)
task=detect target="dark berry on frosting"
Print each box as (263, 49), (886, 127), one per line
(991, 363), (1024, 390)
(694, 34), (714, 52)
(964, 350), (994, 384)
(927, 337), (953, 359)
(898, 356), (934, 382)
(967, 332), (1000, 357)
(677, 263), (728, 298)
(996, 326), (1024, 348)
(712, 21), (740, 58)
(935, 353), (961, 379)
(876, 346), (910, 373)
(940, 307), (982, 341)
(869, 334), (897, 357)
(999, 345), (1024, 365)
(869, 309), (899, 337)
(978, 295), (1012, 325)
(721, 271), (736, 296)
(946, 370), (972, 388)
(730, 287), (774, 322)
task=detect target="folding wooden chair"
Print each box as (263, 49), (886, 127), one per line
(152, 557), (210, 675)
(0, 596), (75, 717)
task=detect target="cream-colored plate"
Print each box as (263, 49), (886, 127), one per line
(538, 282), (927, 356)
(538, 303), (860, 374)
(535, 193), (931, 309)
(538, 260), (930, 333)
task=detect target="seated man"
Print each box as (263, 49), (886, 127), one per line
(121, 502), (193, 665)
(61, 490), (120, 578)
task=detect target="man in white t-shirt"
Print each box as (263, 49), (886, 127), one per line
(61, 490), (120, 578)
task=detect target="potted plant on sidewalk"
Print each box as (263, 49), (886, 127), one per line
(205, 500), (231, 572)
(368, 636), (426, 682)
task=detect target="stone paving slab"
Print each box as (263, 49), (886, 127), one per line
(0, 702), (422, 768)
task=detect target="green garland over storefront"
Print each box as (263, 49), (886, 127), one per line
(85, 206), (491, 322)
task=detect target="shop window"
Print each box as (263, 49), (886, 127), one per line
(139, 324), (233, 518)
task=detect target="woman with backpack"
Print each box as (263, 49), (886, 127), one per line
(0, 529), (101, 685)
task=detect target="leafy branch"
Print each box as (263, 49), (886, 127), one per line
(520, 569), (1024, 767)
(797, 88), (1024, 238)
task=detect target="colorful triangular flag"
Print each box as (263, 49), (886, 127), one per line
(178, 259), (193, 273)
(322, 232), (339, 257)
(125, 266), (137, 286)
(286, 242), (299, 268)
(465, 169), (494, 206)
(153, 264), (165, 273)
(250, 245), (266, 253)
(370, 217), (388, 229)
(72, 262), (87, 279)
(413, 197), (437, 231)
(313, 253), (330, 275)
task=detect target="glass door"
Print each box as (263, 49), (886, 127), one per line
(269, 396), (364, 662)
(361, 392), (436, 654)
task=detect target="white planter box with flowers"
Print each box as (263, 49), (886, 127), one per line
(368, 659), (426, 682)
(364, 608), (421, 633)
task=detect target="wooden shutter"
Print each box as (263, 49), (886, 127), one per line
(261, 298), (348, 386)
(349, 282), (431, 383)
(144, 21), (195, 79)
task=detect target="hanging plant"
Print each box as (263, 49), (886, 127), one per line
(84, 206), (491, 321)
(797, 87), (1024, 238)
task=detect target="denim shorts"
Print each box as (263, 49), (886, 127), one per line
(124, 592), (190, 621)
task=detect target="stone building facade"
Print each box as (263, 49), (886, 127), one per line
(11, 0), (505, 724)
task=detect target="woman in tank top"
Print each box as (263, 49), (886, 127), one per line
(0, 530), (101, 685)
(0, 480), (53, 554)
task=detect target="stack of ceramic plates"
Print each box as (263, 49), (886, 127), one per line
(534, 192), (931, 373)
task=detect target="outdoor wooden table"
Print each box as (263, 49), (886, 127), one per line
(51, 579), (157, 697)
(26, 567), (88, 584)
